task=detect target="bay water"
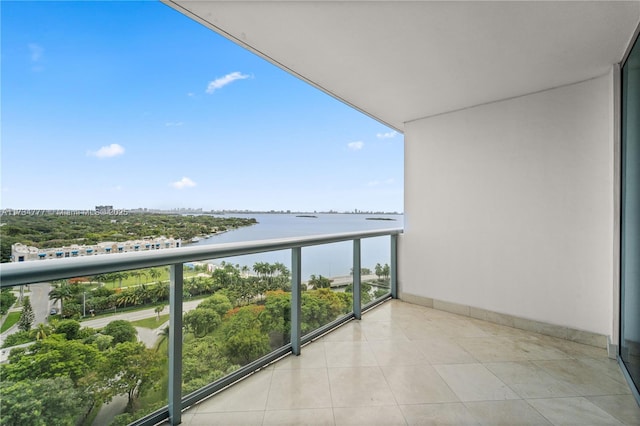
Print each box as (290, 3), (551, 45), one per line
(190, 213), (403, 280)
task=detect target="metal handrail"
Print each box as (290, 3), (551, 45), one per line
(0, 228), (402, 426)
(0, 228), (402, 287)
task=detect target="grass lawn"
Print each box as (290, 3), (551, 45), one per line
(101, 269), (202, 290)
(0, 311), (21, 333)
(130, 314), (170, 329)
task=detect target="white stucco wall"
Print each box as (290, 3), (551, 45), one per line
(401, 74), (615, 336)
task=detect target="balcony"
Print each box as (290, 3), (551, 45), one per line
(0, 229), (400, 425)
(176, 299), (640, 426)
(2, 227), (639, 425)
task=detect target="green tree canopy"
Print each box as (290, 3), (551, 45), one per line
(104, 341), (163, 409)
(0, 377), (86, 426)
(0, 289), (17, 315)
(182, 335), (238, 394)
(221, 306), (270, 365)
(197, 293), (233, 317)
(183, 308), (221, 338)
(55, 320), (81, 340)
(102, 320), (137, 346)
(1, 335), (104, 385)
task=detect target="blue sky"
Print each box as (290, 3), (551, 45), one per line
(1, 1), (403, 213)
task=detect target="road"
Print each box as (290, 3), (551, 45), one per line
(81, 299), (202, 329)
(29, 282), (52, 325)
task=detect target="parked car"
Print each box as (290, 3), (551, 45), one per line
(50, 308), (58, 315)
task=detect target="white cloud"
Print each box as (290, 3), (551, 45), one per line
(376, 131), (398, 139)
(28, 43), (43, 62)
(347, 141), (364, 151)
(171, 177), (196, 189)
(206, 72), (250, 94)
(367, 178), (395, 186)
(165, 122), (184, 127)
(87, 144), (125, 158)
(187, 92), (195, 97)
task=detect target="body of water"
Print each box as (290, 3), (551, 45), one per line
(190, 213), (403, 280)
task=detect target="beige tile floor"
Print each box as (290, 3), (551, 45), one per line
(177, 300), (640, 425)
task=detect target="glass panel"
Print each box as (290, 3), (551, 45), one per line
(301, 242), (353, 336)
(361, 236), (392, 307)
(181, 255), (290, 396)
(621, 35), (640, 390)
(0, 271), (169, 425)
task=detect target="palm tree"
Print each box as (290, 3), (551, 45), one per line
(112, 271), (129, 288)
(49, 280), (73, 316)
(154, 305), (165, 320)
(92, 274), (108, 287)
(156, 326), (169, 352)
(148, 268), (161, 283)
(151, 282), (169, 303)
(241, 265), (250, 278)
(34, 323), (50, 340)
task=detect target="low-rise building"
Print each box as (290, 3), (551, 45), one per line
(11, 237), (181, 262)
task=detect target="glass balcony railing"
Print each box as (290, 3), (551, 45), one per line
(0, 228), (401, 426)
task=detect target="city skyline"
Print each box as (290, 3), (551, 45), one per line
(1, 1), (404, 213)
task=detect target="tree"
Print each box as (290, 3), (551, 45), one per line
(55, 320), (81, 340)
(382, 263), (390, 280)
(301, 289), (346, 333)
(183, 308), (221, 338)
(308, 274), (332, 289)
(1, 335), (104, 385)
(0, 289), (17, 315)
(102, 320), (137, 346)
(148, 268), (161, 283)
(197, 293), (232, 317)
(33, 323), (50, 341)
(154, 304), (165, 320)
(104, 341), (163, 411)
(155, 326), (169, 352)
(92, 273), (108, 287)
(49, 281), (73, 317)
(0, 377), (87, 426)
(18, 296), (34, 332)
(112, 271), (129, 288)
(221, 306), (270, 364)
(182, 335), (239, 394)
(62, 301), (82, 319)
(375, 263), (383, 279)
(94, 334), (114, 351)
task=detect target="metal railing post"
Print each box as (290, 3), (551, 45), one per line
(168, 263), (183, 425)
(353, 239), (362, 319)
(391, 234), (398, 299)
(291, 247), (302, 356)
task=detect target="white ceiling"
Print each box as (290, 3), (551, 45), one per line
(164, 1), (640, 131)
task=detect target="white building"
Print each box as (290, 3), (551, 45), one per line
(11, 236), (181, 262)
